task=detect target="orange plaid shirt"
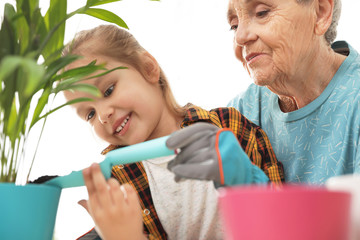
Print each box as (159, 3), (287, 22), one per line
(78, 106), (284, 240)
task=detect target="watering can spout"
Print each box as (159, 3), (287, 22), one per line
(44, 136), (174, 189)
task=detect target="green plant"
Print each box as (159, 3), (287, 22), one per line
(0, 0), (137, 184)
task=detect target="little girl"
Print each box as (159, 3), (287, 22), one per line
(62, 24), (284, 240)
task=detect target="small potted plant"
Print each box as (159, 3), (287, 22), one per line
(0, 0), (135, 239)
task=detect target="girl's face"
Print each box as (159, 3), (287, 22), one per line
(64, 55), (169, 146)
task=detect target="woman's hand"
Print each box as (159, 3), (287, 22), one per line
(81, 163), (146, 240)
(166, 122), (269, 186)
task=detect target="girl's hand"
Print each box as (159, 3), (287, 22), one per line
(82, 163), (146, 240)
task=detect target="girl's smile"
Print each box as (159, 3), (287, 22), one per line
(113, 113), (131, 136)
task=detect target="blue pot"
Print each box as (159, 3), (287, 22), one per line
(0, 183), (61, 240)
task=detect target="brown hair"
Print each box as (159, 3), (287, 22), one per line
(62, 24), (189, 118)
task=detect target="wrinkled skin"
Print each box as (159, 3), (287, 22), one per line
(228, 0), (346, 111)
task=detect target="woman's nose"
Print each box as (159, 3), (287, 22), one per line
(234, 19), (257, 47)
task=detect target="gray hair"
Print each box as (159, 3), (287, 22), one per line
(297, 0), (342, 44)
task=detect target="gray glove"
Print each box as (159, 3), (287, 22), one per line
(167, 123), (221, 182)
(166, 122), (269, 186)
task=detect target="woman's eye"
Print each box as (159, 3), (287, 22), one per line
(87, 110), (95, 121)
(104, 85), (114, 97)
(229, 18), (239, 32)
(229, 25), (238, 31)
(256, 9), (269, 18)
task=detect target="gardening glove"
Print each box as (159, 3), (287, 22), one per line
(166, 122), (269, 186)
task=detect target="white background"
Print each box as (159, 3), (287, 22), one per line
(1, 0), (360, 239)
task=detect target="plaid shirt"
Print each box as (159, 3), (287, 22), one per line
(78, 106), (284, 240)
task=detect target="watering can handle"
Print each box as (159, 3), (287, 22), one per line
(44, 136), (174, 189)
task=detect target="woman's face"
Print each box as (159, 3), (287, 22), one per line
(228, 0), (317, 87)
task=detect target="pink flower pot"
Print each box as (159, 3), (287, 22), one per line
(218, 185), (351, 240)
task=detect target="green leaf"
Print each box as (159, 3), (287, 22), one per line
(29, 88), (51, 129)
(53, 62), (105, 82)
(86, 0), (122, 7)
(42, 45), (67, 65)
(0, 4), (18, 60)
(38, 97), (94, 121)
(43, 0), (67, 59)
(14, 1), (32, 54)
(53, 65), (124, 94)
(18, 101), (31, 136)
(6, 98), (18, 144)
(23, 62), (45, 97)
(80, 8), (128, 29)
(0, 72), (16, 137)
(84, 66), (127, 80)
(7, 100), (30, 146)
(1, 0), (145, 183)
(14, 13), (30, 55)
(0, 56), (24, 80)
(0, 56), (45, 103)
(31, 7), (48, 53)
(44, 54), (81, 81)
(54, 75), (98, 94)
(17, 58), (45, 98)
(19, 0), (39, 24)
(62, 83), (101, 97)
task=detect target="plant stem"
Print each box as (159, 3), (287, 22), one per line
(27, 115), (47, 182)
(0, 137), (5, 181)
(13, 136), (22, 183)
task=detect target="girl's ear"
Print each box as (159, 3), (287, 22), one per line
(141, 52), (161, 84)
(314, 0), (334, 36)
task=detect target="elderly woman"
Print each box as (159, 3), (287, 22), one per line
(167, 0), (359, 185)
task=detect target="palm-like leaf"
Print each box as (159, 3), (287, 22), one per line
(0, 0), (155, 184)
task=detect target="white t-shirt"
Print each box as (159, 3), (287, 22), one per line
(142, 156), (224, 240)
